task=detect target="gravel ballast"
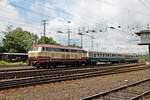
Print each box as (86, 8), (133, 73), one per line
(0, 68), (150, 100)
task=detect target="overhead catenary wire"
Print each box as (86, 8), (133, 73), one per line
(8, 2), (50, 18)
(0, 15), (42, 30)
(7, 0), (150, 34)
(23, 0), (73, 18)
(0, 0), (147, 50)
(138, 0), (150, 10)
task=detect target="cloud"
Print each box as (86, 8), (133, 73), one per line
(0, 0), (21, 45)
(0, 0), (148, 54)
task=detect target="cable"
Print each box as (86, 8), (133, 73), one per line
(0, 1), (44, 24)
(98, 0), (150, 18)
(8, 1), (51, 18)
(138, 0), (150, 10)
(0, 15), (41, 29)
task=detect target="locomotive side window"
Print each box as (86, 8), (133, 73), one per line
(38, 47), (42, 51)
(42, 47), (46, 51)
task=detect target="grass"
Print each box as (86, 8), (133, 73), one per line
(0, 60), (28, 67)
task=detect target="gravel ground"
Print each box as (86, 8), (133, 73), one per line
(1, 68), (150, 100)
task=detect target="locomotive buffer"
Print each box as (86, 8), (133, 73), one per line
(135, 30), (150, 64)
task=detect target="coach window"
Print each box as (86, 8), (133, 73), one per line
(100, 53), (102, 58)
(113, 54), (116, 58)
(93, 54), (95, 57)
(113, 54), (115, 57)
(109, 54), (111, 58)
(105, 54), (107, 58)
(106, 54), (108, 58)
(103, 54), (105, 58)
(94, 54), (96, 57)
(90, 53), (92, 57)
(91, 53), (94, 57)
(101, 54), (103, 58)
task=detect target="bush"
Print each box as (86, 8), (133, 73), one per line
(0, 60), (27, 67)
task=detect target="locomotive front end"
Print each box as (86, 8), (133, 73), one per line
(28, 46), (42, 66)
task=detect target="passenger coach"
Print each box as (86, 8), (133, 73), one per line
(87, 51), (138, 64)
(28, 44), (87, 68)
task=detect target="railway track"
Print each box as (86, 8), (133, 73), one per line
(82, 78), (150, 100)
(0, 63), (144, 80)
(0, 64), (113, 73)
(0, 63), (149, 90)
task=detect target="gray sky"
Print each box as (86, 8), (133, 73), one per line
(0, 0), (149, 54)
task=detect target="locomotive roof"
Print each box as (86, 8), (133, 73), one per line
(33, 44), (85, 51)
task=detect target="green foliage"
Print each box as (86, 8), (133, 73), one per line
(3, 27), (38, 53)
(0, 46), (5, 52)
(38, 36), (57, 44)
(0, 60), (27, 67)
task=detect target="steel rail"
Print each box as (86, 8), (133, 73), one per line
(0, 63), (144, 80)
(0, 63), (142, 73)
(130, 90), (150, 100)
(82, 72), (150, 100)
(0, 64), (149, 90)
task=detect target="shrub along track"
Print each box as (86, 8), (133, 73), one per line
(0, 63), (148, 90)
(82, 78), (150, 100)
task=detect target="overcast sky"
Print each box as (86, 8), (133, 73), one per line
(0, 0), (150, 54)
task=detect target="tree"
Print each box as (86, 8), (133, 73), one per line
(0, 46), (5, 52)
(38, 36), (57, 45)
(3, 27), (38, 53)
